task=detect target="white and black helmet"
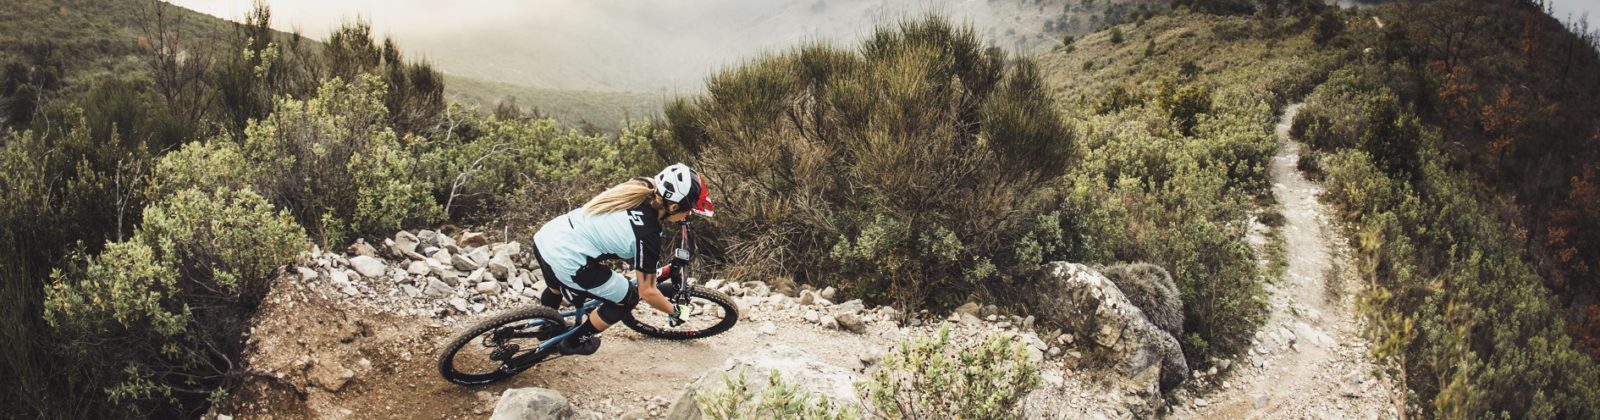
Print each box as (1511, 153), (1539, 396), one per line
(653, 163), (714, 217)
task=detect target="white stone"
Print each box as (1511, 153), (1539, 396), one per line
(487, 254), (516, 278)
(492, 241), (522, 259)
(834, 299), (864, 315)
(407, 260), (431, 275)
(296, 267), (318, 281)
(328, 269), (350, 285)
(759, 321), (777, 335)
(477, 281), (501, 295)
(467, 246), (492, 267)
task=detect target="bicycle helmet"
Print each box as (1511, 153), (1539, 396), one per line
(653, 163), (714, 217)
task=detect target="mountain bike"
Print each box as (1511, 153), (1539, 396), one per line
(437, 222), (739, 386)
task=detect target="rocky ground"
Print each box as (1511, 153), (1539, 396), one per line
(210, 227), (1145, 419)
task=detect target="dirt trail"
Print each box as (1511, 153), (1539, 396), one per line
(1181, 104), (1396, 418)
(218, 280), (900, 419)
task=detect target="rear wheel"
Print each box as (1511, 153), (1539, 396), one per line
(623, 284), (739, 340)
(437, 306), (566, 385)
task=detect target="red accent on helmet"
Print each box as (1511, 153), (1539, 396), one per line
(692, 174), (714, 217)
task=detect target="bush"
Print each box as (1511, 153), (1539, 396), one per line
(858, 326), (1041, 419)
(1064, 105), (1271, 362)
(421, 116), (660, 222)
(242, 75), (441, 245)
(148, 140), (253, 201)
(1110, 27), (1125, 44)
(44, 187), (305, 417)
(1311, 12), (1344, 46)
(697, 370), (859, 420)
(665, 16), (1073, 309)
(350, 132), (443, 235)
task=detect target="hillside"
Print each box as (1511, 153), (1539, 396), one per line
(6, 0), (1600, 418)
(0, 0), (663, 133)
(443, 75), (664, 133)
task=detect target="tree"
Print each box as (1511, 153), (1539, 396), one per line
(135, 0), (212, 148)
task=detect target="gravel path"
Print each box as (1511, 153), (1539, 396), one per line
(1178, 104), (1398, 419)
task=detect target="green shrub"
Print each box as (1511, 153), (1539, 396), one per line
(859, 326), (1041, 419)
(420, 115), (660, 221)
(242, 75), (440, 245)
(350, 132), (443, 234)
(43, 187), (305, 417)
(1153, 79), (1213, 136)
(666, 16), (1073, 309)
(697, 370), (859, 420)
(1308, 60), (1600, 415)
(1110, 27), (1125, 44)
(1064, 101), (1272, 362)
(137, 188), (306, 305)
(1311, 12), (1344, 46)
(148, 140), (253, 201)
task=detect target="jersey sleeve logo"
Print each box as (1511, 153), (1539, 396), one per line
(628, 210), (645, 226)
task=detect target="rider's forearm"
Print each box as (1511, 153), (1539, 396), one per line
(637, 273), (675, 314)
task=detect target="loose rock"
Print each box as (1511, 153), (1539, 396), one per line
(348, 256), (387, 278)
(834, 299), (864, 315)
(836, 313), (866, 334)
(348, 240), (378, 258)
(407, 261), (431, 275)
(459, 231), (489, 248)
(452, 254), (480, 271)
(491, 388), (574, 420)
(487, 254), (516, 279)
(425, 278), (454, 297)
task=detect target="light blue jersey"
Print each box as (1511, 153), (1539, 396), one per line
(532, 203), (662, 303)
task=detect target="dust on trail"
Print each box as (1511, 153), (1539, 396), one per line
(1180, 104), (1397, 419)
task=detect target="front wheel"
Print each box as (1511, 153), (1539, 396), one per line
(623, 284), (739, 340)
(437, 306), (566, 386)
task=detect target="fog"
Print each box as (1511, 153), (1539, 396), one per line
(169, 0), (1114, 93)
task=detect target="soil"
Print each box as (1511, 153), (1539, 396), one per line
(213, 280), (899, 419)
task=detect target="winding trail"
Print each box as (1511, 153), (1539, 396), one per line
(1181, 104), (1396, 418)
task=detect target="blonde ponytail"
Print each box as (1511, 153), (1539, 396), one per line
(583, 178), (664, 214)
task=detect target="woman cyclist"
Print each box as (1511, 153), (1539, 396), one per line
(530, 163), (714, 355)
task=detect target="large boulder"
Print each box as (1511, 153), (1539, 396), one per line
(1100, 263), (1183, 339)
(491, 388), (573, 420)
(1025, 262), (1188, 415)
(665, 345), (858, 420)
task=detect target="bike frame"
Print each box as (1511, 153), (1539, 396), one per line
(503, 221), (698, 367)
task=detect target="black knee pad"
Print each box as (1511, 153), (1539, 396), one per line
(539, 287), (562, 309)
(597, 303), (628, 325)
(595, 287), (641, 325)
